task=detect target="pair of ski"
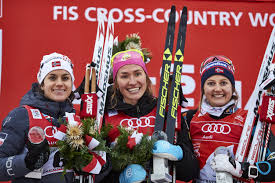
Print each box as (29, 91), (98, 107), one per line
(235, 26), (275, 164)
(77, 11), (114, 130)
(151, 5), (187, 183)
(92, 11), (114, 131)
(217, 26), (275, 183)
(75, 12), (114, 183)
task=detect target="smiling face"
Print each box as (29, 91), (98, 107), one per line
(41, 69), (73, 102)
(116, 64), (147, 105)
(203, 75), (233, 107)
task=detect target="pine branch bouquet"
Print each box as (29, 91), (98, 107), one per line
(56, 116), (110, 173)
(108, 126), (155, 172)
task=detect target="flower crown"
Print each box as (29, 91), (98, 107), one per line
(112, 33), (152, 64)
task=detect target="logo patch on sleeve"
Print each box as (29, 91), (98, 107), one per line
(30, 109), (42, 119)
(0, 132), (8, 146)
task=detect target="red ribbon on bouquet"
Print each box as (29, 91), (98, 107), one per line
(85, 135), (100, 150)
(127, 131), (143, 150)
(82, 151), (106, 174)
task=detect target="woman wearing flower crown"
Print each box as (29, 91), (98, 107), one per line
(101, 49), (199, 183)
(0, 52), (110, 183)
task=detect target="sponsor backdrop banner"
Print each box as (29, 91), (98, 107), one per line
(0, 1), (274, 182)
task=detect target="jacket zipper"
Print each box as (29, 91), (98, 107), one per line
(137, 105), (141, 117)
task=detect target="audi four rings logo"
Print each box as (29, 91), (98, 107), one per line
(201, 123), (231, 134)
(120, 116), (155, 129)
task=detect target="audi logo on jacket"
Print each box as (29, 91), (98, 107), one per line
(190, 109), (247, 182)
(105, 105), (183, 137)
(105, 107), (157, 136)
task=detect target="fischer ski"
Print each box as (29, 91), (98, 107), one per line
(235, 26), (275, 164)
(153, 5), (176, 135)
(165, 6), (187, 143)
(151, 6), (176, 182)
(151, 6), (187, 183)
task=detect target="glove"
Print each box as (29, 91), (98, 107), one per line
(119, 164), (146, 183)
(152, 140), (183, 161)
(25, 138), (50, 171)
(211, 154), (243, 178)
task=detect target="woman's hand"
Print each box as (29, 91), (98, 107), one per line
(24, 138), (50, 171)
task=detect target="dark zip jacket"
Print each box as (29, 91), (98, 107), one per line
(0, 83), (75, 182)
(0, 83), (111, 183)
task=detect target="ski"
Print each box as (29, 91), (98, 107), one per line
(96, 14), (114, 130)
(165, 6), (187, 143)
(76, 12), (114, 129)
(73, 12), (105, 100)
(74, 12), (114, 183)
(151, 6), (187, 183)
(235, 26), (275, 164)
(246, 27), (275, 164)
(154, 5), (176, 133)
(92, 12), (105, 83)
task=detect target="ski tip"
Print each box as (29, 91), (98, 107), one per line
(183, 6), (187, 11)
(181, 6), (187, 16)
(168, 5), (176, 23)
(171, 5), (176, 12)
(180, 7), (188, 23)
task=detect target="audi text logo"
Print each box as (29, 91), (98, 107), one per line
(201, 123), (231, 134)
(120, 116), (155, 129)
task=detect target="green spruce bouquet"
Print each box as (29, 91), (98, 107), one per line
(108, 126), (155, 172)
(56, 117), (110, 173)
